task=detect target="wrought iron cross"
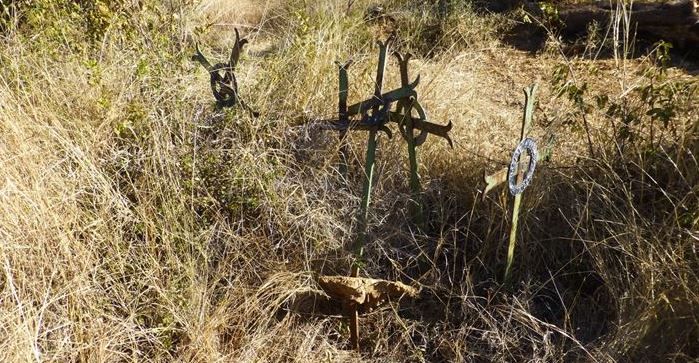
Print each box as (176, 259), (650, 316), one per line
(316, 42), (453, 231)
(312, 39), (453, 351)
(192, 28), (259, 116)
(392, 51), (452, 229)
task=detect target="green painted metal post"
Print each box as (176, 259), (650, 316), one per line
(405, 106), (424, 229)
(337, 61), (351, 179)
(353, 128), (377, 273)
(348, 42), (389, 352)
(504, 83), (538, 283)
(351, 41), (389, 277)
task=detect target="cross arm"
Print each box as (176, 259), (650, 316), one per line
(346, 77), (420, 116)
(314, 119), (393, 138)
(387, 112), (453, 147)
(192, 43), (214, 72)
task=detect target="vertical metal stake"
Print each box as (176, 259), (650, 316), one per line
(348, 41), (390, 352)
(337, 61), (352, 180)
(504, 83), (538, 283)
(351, 40), (389, 276)
(395, 52), (425, 230)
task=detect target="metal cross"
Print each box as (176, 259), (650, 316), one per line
(314, 43), (452, 230)
(312, 39), (454, 351)
(483, 84), (541, 283)
(192, 28), (259, 116)
(392, 51), (452, 230)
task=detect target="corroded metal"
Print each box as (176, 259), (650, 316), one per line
(352, 39), (391, 352)
(393, 51), (424, 229)
(311, 43), (455, 234)
(192, 28), (258, 116)
(310, 40), (454, 352)
(352, 39), (392, 276)
(314, 49), (452, 147)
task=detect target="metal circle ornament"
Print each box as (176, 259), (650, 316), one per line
(398, 99), (429, 146)
(508, 137), (538, 196)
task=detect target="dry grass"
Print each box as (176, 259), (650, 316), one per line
(0, 0), (697, 361)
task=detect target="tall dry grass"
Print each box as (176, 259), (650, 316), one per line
(0, 0), (697, 361)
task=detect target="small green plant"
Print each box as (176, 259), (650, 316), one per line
(551, 64), (596, 157)
(553, 41), (696, 152)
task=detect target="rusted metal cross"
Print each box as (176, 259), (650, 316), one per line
(316, 42), (453, 231)
(192, 28), (259, 116)
(314, 39), (451, 352)
(392, 51), (452, 230)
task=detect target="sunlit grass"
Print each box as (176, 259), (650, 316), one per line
(0, 0), (696, 361)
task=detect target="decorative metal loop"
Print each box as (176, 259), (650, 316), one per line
(398, 99), (429, 146)
(192, 28), (257, 115)
(508, 137), (538, 195)
(209, 63), (239, 107)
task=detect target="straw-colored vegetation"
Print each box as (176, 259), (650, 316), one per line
(1, 0), (697, 361)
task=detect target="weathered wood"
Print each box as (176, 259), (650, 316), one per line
(318, 275), (419, 351)
(318, 276), (420, 312)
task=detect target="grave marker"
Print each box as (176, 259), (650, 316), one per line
(312, 38), (452, 351)
(192, 28), (259, 116)
(484, 84), (540, 283)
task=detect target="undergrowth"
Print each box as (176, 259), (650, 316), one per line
(0, 0), (697, 361)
